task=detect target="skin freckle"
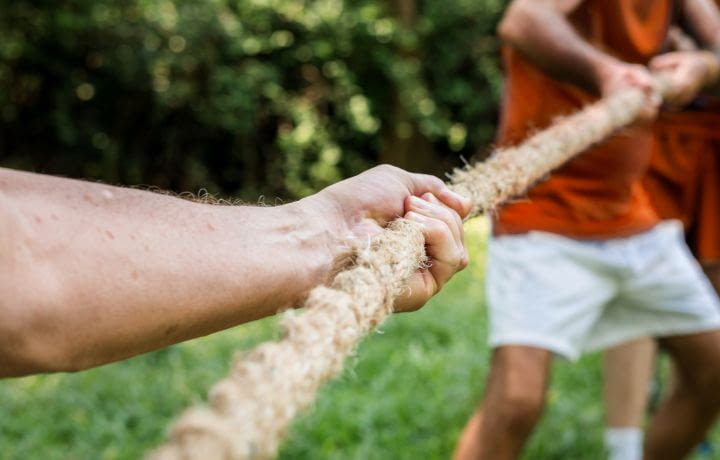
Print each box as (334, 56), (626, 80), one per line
(34, 216), (42, 224)
(131, 270), (139, 280)
(105, 230), (115, 240)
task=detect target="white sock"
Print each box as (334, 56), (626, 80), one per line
(604, 428), (643, 460)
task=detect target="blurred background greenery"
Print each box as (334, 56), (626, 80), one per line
(0, 0), (505, 200)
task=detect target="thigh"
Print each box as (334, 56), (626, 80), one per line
(661, 329), (720, 388)
(603, 338), (657, 426)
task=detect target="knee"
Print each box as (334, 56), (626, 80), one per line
(490, 384), (546, 433)
(485, 348), (550, 434)
(680, 368), (720, 406)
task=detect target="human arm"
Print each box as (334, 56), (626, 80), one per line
(649, 0), (720, 106)
(498, 0), (660, 117)
(682, 0), (720, 55)
(667, 25), (701, 52)
(0, 165), (470, 377)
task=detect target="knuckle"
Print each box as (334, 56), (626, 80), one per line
(427, 175), (445, 189)
(450, 208), (464, 225)
(431, 201), (452, 220)
(436, 227), (453, 245)
(423, 220), (447, 240)
(376, 164), (400, 175)
(458, 250), (470, 269)
(431, 218), (450, 234)
(417, 173), (445, 191)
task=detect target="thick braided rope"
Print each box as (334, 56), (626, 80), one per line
(150, 85), (653, 460)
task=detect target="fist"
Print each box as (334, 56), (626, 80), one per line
(650, 50), (720, 108)
(312, 164), (472, 313)
(596, 60), (660, 122)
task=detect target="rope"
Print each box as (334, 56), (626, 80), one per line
(150, 82), (663, 460)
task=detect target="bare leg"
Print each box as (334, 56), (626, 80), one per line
(604, 338), (657, 427)
(645, 330), (720, 459)
(454, 408), (485, 460)
(603, 338), (656, 460)
(453, 346), (553, 460)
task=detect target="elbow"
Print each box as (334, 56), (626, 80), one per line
(0, 322), (57, 377)
(0, 220), (95, 376)
(497, 16), (520, 45)
(0, 320), (91, 377)
(0, 289), (92, 377)
(497, 1), (536, 47)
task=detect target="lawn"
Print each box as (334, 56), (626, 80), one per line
(0, 218), (716, 459)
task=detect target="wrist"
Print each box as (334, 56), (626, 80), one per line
(591, 55), (623, 96)
(698, 50), (720, 86)
(219, 200), (343, 310)
(280, 195), (348, 286)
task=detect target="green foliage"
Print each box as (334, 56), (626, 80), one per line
(0, 0), (503, 199)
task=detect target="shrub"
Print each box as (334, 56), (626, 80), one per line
(0, 0), (504, 199)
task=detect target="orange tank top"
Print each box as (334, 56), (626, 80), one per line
(494, 0), (672, 238)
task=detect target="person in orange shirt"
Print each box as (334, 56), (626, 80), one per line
(453, 1), (720, 459)
(603, 16), (720, 460)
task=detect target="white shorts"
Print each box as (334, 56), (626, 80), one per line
(487, 221), (720, 360)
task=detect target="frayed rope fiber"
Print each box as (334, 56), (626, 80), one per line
(150, 82), (665, 460)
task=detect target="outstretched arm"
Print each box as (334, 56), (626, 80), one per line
(0, 165), (470, 377)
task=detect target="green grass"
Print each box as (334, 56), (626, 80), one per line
(0, 219), (717, 459)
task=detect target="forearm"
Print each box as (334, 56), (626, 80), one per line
(697, 50), (720, 87)
(684, 0), (720, 53)
(498, 0), (616, 94)
(684, 0), (720, 86)
(0, 168), (339, 376)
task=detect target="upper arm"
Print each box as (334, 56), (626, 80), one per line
(555, 0), (585, 14)
(503, 0), (584, 17)
(499, 0), (585, 41)
(682, 0), (720, 49)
